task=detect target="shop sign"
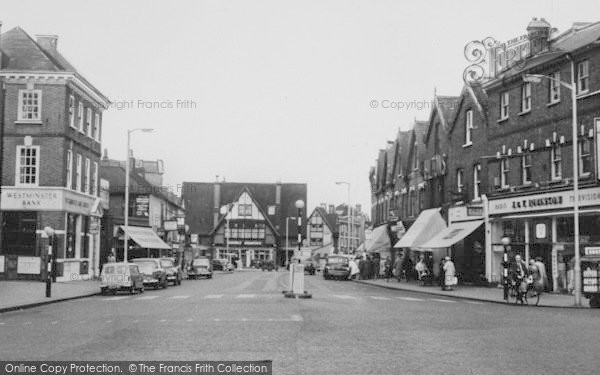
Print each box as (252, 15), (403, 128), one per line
(1, 187), (95, 215)
(0, 256), (4, 273)
(190, 234), (198, 244)
(467, 206), (484, 217)
(535, 223), (547, 239)
(164, 221), (178, 231)
(135, 195), (150, 217)
(449, 205), (484, 222)
(89, 218), (100, 235)
(17, 256), (41, 274)
(585, 247), (600, 256)
(488, 187), (600, 215)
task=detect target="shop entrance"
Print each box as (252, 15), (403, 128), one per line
(530, 243), (552, 292)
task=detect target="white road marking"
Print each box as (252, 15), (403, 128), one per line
(204, 294), (224, 299)
(136, 296), (158, 300)
(429, 298), (456, 303)
(236, 294), (256, 298)
(370, 296), (391, 300)
(105, 320), (113, 323)
(186, 318), (194, 322)
(397, 297), (425, 302)
(170, 295), (190, 299)
(333, 294), (359, 300)
(50, 321), (58, 325)
(159, 319), (167, 323)
(103, 296), (129, 301)
(0, 322), (5, 325)
(212, 315), (303, 322)
(23, 321), (32, 325)
(466, 301), (485, 305)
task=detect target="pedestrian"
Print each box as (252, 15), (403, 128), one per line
(534, 257), (548, 292)
(349, 258), (359, 280)
(393, 254), (403, 282)
(528, 259), (543, 295)
(107, 250), (116, 263)
(415, 255), (428, 285)
(443, 256), (455, 291)
(439, 257), (446, 290)
(373, 256), (381, 279)
(358, 257), (367, 280)
(384, 256), (393, 282)
(512, 255), (528, 303)
(366, 256), (374, 279)
(402, 255), (414, 282)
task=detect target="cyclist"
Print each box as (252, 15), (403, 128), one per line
(510, 255), (528, 304)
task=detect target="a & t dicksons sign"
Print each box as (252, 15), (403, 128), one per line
(488, 187), (600, 215)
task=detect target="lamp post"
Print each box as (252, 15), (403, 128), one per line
(285, 217), (295, 268)
(295, 200), (305, 260)
(220, 204), (232, 261)
(335, 181), (351, 254)
(501, 236), (510, 302)
(524, 58), (581, 306)
(44, 226), (55, 298)
(124, 128), (154, 262)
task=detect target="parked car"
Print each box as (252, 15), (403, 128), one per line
(132, 258), (168, 289)
(188, 256), (213, 279)
(100, 262), (144, 295)
(323, 255), (351, 280)
(212, 258), (234, 272)
(260, 260), (277, 271)
(159, 257), (183, 285)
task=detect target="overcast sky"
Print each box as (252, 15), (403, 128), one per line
(2, 0), (600, 216)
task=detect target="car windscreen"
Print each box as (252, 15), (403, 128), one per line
(327, 257), (348, 265)
(194, 259), (210, 266)
(134, 261), (158, 273)
(160, 259), (174, 268)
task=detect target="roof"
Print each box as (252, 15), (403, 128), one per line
(0, 26), (109, 106)
(313, 207), (339, 234)
(449, 84), (489, 132)
(182, 182), (307, 236)
(426, 94), (460, 142)
(486, 21), (600, 88)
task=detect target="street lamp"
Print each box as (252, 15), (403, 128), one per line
(524, 57), (582, 306)
(295, 200), (305, 260)
(501, 236), (510, 302)
(44, 226), (55, 298)
(335, 181), (351, 254)
(285, 216), (296, 268)
(124, 128), (154, 262)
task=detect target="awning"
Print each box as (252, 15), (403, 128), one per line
(419, 220), (483, 248)
(120, 225), (171, 250)
(366, 225), (390, 253)
(394, 208), (446, 248)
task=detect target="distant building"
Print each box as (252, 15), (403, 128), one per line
(0, 26), (110, 280)
(182, 181), (307, 267)
(306, 205), (339, 258)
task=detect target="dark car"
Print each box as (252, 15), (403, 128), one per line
(212, 259), (234, 272)
(188, 257), (213, 279)
(304, 261), (316, 275)
(323, 255), (350, 280)
(132, 258), (168, 289)
(261, 260), (277, 272)
(159, 257), (183, 285)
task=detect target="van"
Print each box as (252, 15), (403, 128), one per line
(100, 262), (144, 295)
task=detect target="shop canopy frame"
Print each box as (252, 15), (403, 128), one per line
(118, 225), (171, 250)
(394, 208), (446, 250)
(365, 225), (391, 254)
(419, 220), (484, 249)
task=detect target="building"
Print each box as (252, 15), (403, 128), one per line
(370, 18), (600, 290)
(100, 153), (185, 262)
(182, 181), (307, 267)
(0, 26), (110, 281)
(306, 204), (339, 258)
(335, 203), (367, 254)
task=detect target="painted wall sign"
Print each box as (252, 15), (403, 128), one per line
(488, 187), (600, 215)
(1, 187), (96, 216)
(17, 256), (41, 274)
(449, 205), (484, 223)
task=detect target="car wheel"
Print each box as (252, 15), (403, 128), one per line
(100, 287), (107, 295)
(129, 287), (135, 295)
(111, 289), (118, 295)
(177, 278), (182, 285)
(163, 279), (168, 289)
(139, 287), (144, 294)
(154, 283), (160, 290)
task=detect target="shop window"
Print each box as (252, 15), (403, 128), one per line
(579, 139), (592, 177)
(1, 212), (37, 256)
(16, 145), (39, 186)
(17, 90), (42, 122)
(66, 213), (77, 259)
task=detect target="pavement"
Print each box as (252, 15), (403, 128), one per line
(353, 277), (586, 308)
(0, 279), (100, 312)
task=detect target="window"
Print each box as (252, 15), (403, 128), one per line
(551, 145), (562, 180)
(412, 141), (418, 170)
(579, 139), (592, 176)
(500, 91), (509, 120)
(465, 110), (473, 145)
(521, 83), (531, 112)
(473, 164), (481, 200)
(75, 154), (82, 191)
(85, 108), (92, 137)
(16, 146), (39, 185)
(1, 212), (37, 256)
(238, 204), (252, 217)
(66, 150), (73, 189)
(548, 72), (561, 103)
(577, 60), (589, 94)
(456, 168), (464, 193)
(93, 113), (100, 141)
(522, 154), (532, 184)
(92, 162), (98, 196)
(69, 95), (76, 128)
(500, 158), (509, 188)
(84, 158), (90, 193)
(17, 90), (42, 122)
(78, 102), (84, 133)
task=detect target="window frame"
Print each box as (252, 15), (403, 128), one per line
(500, 91), (509, 120)
(69, 95), (76, 128)
(92, 161), (99, 196)
(521, 82), (531, 113)
(17, 89), (42, 123)
(464, 110), (473, 146)
(86, 108), (92, 137)
(548, 72), (561, 104)
(78, 102), (84, 133)
(66, 150), (73, 189)
(521, 154), (532, 185)
(577, 60), (589, 94)
(75, 154), (82, 192)
(456, 168), (464, 193)
(550, 144), (562, 180)
(473, 164), (481, 200)
(579, 138), (593, 177)
(15, 145), (40, 186)
(93, 113), (100, 141)
(84, 158), (91, 194)
(500, 158), (510, 188)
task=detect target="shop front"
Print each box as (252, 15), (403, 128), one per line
(215, 242), (275, 268)
(0, 187), (102, 281)
(117, 225), (172, 260)
(488, 187), (600, 293)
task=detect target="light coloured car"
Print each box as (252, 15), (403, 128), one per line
(188, 257), (213, 279)
(100, 262), (144, 295)
(132, 258), (168, 289)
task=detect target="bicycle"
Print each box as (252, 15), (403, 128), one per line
(507, 278), (541, 306)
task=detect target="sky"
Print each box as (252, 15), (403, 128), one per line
(2, 0), (600, 216)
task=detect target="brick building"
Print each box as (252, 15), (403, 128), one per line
(182, 181), (307, 267)
(0, 26), (109, 280)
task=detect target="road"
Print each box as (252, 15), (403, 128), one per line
(1, 269), (600, 374)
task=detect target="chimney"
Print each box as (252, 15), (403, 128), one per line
(35, 35), (59, 51)
(526, 17), (551, 55)
(213, 181), (221, 229)
(320, 203), (327, 210)
(355, 204), (362, 213)
(328, 205), (335, 215)
(102, 148), (109, 160)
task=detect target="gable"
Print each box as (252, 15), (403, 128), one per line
(224, 191), (266, 221)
